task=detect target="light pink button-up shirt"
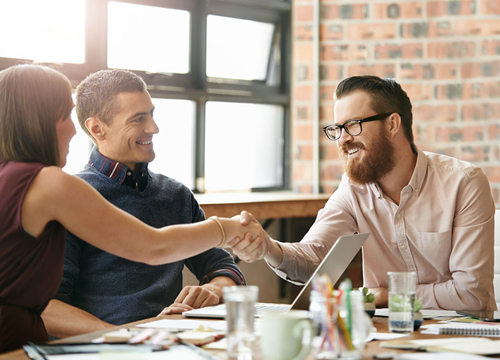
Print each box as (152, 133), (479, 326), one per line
(273, 148), (496, 310)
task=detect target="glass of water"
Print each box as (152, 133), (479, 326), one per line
(223, 286), (258, 360)
(388, 272), (417, 334)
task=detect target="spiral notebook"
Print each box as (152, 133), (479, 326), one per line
(439, 326), (500, 336)
(421, 324), (500, 337)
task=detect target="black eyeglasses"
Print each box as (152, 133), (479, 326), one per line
(323, 113), (394, 141)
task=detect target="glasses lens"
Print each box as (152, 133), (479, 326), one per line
(345, 121), (361, 136)
(325, 126), (341, 140)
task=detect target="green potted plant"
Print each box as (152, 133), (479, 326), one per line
(413, 298), (423, 330)
(360, 287), (376, 317)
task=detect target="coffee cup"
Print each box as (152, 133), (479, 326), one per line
(261, 310), (312, 360)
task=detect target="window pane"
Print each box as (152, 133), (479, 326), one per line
(108, 2), (190, 74)
(207, 15), (274, 81)
(148, 98), (196, 189)
(0, 0), (85, 63)
(63, 108), (92, 175)
(205, 102), (284, 191)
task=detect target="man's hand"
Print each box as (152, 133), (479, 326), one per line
(157, 302), (194, 315)
(369, 287), (388, 307)
(158, 283), (222, 315)
(227, 232), (269, 262)
(226, 211), (272, 262)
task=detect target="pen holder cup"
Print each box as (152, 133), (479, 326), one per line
(313, 291), (371, 360)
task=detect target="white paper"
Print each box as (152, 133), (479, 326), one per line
(375, 308), (460, 319)
(367, 332), (409, 341)
(137, 319), (227, 331)
(430, 340), (500, 355)
(394, 352), (489, 360)
(202, 337), (227, 350)
(47, 345), (209, 360)
(380, 336), (492, 352)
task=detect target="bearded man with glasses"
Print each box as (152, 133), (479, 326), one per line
(233, 75), (496, 311)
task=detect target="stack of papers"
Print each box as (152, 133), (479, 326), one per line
(137, 319), (227, 331)
(380, 337), (500, 356)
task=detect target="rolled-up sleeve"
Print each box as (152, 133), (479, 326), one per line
(185, 195), (246, 286)
(271, 181), (358, 284)
(186, 248), (246, 286)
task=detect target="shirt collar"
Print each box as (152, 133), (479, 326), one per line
(407, 146), (427, 197)
(88, 147), (149, 189)
(368, 145), (425, 198)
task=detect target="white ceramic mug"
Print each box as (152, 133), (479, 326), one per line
(261, 310), (313, 360)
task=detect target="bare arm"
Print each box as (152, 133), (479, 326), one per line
(41, 300), (114, 338)
(369, 287), (388, 308)
(22, 167), (264, 265)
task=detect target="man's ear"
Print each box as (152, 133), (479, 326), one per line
(387, 113), (402, 138)
(85, 117), (106, 141)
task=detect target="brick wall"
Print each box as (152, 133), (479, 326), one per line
(292, 0), (500, 204)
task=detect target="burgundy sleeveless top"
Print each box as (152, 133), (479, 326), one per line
(0, 161), (65, 353)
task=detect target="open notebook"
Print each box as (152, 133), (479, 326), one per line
(183, 232), (369, 319)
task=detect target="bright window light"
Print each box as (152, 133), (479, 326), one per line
(148, 98), (196, 189)
(108, 2), (190, 74)
(63, 107), (92, 175)
(0, 0), (85, 63)
(207, 15), (274, 81)
(205, 102), (284, 191)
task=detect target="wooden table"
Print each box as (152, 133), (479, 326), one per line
(2, 315), (497, 360)
(194, 191), (330, 219)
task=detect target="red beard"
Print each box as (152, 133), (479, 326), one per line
(340, 128), (395, 185)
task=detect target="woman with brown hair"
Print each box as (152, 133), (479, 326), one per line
(0, 64), (266, 353)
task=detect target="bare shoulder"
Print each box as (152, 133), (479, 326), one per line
(32, 166), (95, 202)
(26, 166), (107, 228)
(35, 166), (66, 181)
(22, 167), (88, 235)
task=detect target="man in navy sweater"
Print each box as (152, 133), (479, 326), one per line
(41, 70), (245, 338)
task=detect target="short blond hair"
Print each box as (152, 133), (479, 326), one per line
(0, 64), (73, 166)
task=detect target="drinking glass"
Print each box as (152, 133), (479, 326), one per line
(388, 272), (417, 334)
(223, 286), (258, 360)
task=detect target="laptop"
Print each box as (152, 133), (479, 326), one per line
(182, 232), (369, 319)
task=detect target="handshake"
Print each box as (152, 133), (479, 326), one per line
(215, 211), (275, 264)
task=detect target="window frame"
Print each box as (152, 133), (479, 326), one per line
(0, 0), (291, 192)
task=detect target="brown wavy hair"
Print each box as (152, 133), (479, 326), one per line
(0, 64), (73, 166)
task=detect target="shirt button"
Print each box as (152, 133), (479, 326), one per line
(414, 188), (419, 194)
(127, 172), (132, 176)
(397, 213), (402, 219)
(401, 244), (407, 250)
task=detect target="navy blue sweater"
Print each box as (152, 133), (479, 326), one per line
(55, 157), (244, 325)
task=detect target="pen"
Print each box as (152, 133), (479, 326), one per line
(128, 328), (156, 344)
(180, 341), (220, 360)
(23, 343), (47, 360)
(150, 330), (171, 344)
